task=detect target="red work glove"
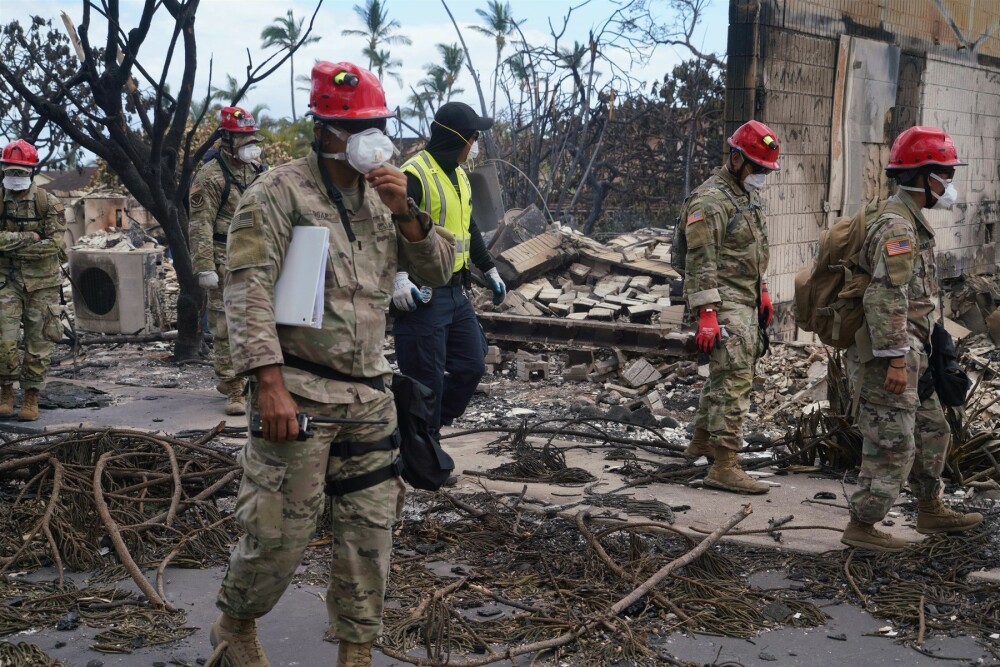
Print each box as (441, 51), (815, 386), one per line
(759, 282), (774, 328)
(695, 308), (722, 354)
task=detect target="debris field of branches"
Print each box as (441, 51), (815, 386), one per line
(1, 415), (999, 665)
(0, 425), (241, 657)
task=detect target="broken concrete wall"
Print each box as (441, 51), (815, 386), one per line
(728, 0), (1000, 338)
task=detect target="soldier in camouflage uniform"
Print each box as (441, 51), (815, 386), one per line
(840, 126), (982, 553)
(680, 121), (780, 495)
(189, 106), (265, 416)
(0, 140), (66, 422)
(212, 62), (455, 667)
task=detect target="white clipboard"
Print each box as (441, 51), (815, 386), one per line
(273, 226), (329, 327)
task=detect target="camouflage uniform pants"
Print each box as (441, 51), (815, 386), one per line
(0, 282), (61, 390)
(208, 262), (241, 393)
(216, 386), (403, 644)
(694, 304), (762, 451)
(845, 344), (948, 525)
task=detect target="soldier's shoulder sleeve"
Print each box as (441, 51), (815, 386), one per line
(226, 174), (290, 272)
(682, 191), (727, 250)
(189, 166), (222, 216)
(43, 191), (66, 237)
(869, 215), (917, 288)
(45, 191), (65, 218)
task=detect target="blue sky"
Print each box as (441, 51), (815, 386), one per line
(3, 0), (729, 124)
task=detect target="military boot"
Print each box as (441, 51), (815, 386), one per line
(224, 384), (247, 416)
(704, 448), (769, 494)
(17, 388), (39, 422)
(0, 384), (14, 418)
(336, 641), (373, 667)
(210, 614), (270, 667)
(682, 427), (714, 460)
(916, 498), (983, 535)
(840, 520), (907, 552)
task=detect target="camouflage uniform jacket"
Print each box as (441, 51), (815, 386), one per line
(681, 167), (768, 309)
(189, 155), (260, 275)
(0, 184), (66, 291)
(224, 152), (456, 404)
(859, 189), (938, 356)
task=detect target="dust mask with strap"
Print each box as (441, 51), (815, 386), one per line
(321, 126), (397, 174)
(2, 168), (32, 192)
(901, 172), (958, 210)
(743, 172), (767, 191)
(237, 143), (262, 164)
(467, 139), (480, 161)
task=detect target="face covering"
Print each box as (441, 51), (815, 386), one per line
(2, 175), (31, 191)
(321, 126), (397, 174)
(743, 172), (767, 191)
(238, 143), (262, 163)
(901, 173), (958, 210)
(466, 140), (480, 161)
(930, 173), (958, 210)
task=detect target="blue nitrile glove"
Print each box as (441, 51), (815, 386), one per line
(393, 271), (430, 311)
(485, 267), (506, 306)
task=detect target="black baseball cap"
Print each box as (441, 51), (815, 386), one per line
(433, 102), (493, 138)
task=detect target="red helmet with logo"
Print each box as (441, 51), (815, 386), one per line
(1, 139), (39, 168)
(307, 61), (393, 121)
(887, 126), (966, 170)
(218, 106), (258, 133)
(727, 120), (781, 171)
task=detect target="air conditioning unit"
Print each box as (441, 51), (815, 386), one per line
(69, 248), (163, 334)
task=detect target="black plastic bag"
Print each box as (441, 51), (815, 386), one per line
(391, 374), (455, 490)
(920, 322), (972, 407)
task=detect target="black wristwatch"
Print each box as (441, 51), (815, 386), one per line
(391, 197), (421, 223)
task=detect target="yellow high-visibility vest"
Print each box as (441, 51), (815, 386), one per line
(401, 150), (471, 273)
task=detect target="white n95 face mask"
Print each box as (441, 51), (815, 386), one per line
(744, 172), (767, 191)
(901, 173), (959, 210)
(2, 175), (31, 191)
(930, 173), (958, 210)
(238, 143), (262, 163)
(467, 140), (480, 161)
(321, 126), (397, 174)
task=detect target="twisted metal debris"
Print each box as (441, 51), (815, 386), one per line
(1, 415), (998, 664)
(0, 426), (241, 653)
(0, 641), (63, 666)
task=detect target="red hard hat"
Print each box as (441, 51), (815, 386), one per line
(218, 106), (258, 133)
(1, 139), (39, 167)
(727, 120), (781, 171)
(887, 126), (966, 170)
(307, 61), (393, 121)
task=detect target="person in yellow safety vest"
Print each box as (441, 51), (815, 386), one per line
(393, 102), (506, 483)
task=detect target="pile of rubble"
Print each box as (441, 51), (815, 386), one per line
(474, 206), (689, 355)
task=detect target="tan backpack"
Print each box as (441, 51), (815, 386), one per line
(793, 198), (910, 348)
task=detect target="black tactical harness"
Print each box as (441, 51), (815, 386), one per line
(280, 352), (401, 497)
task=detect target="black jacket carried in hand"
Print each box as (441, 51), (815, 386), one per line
(392, 374), (455, 490)
(918, 321), (971, 406)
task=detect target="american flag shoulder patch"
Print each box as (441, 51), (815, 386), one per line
(229, 209), (257, 232)
(885, 238), (912, 256)
(687, 210), (705, 225)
